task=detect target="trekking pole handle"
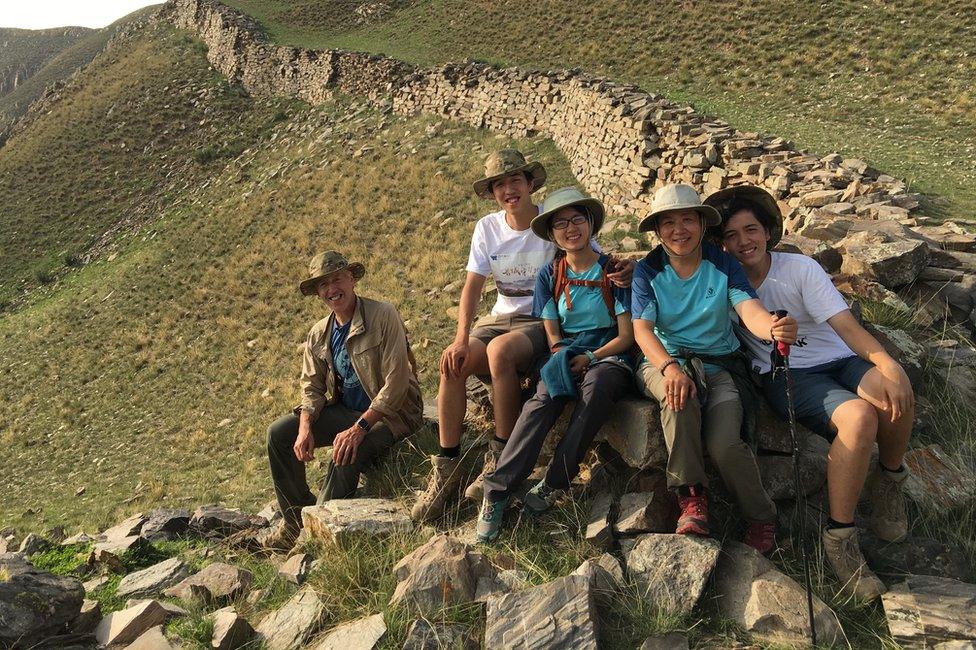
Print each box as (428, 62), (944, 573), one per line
(772, 309), (790, 357)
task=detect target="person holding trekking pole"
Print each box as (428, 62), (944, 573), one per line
(477, 187), (635, 542)
(708, 184), (914, 601)
(631, 183), (797, 554)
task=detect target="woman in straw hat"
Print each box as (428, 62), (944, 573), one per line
(631, 183), (797, 554)
(411, 149), (633, 524)
(708, 185), (913, 599)
(477, 187), (635, 542)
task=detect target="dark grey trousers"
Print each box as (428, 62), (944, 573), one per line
(267, 405), (395, 529)
(483, 362), (632, 503)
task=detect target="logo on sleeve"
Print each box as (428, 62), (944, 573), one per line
(706, 287), (715, 298)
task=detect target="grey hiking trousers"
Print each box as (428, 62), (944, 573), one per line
(267, 405), (395, 530)
(484, 362), (633, 503)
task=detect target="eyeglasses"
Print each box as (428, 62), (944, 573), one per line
(552, 214), (588, 230)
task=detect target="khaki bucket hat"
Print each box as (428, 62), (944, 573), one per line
(472, 148), (547, 200)
(530, 186), (605, 242)
(638, 183), (722, 233)
(704, 184), (783, 248)
(299, 250), (366, 296)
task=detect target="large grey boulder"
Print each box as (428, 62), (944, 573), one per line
(256, 586), (326, 650)
(592, 397), (667, 469)
(191, 504), (265, 537)
(622, 534), (721, 615)
(712, 542), (848, 647)
(140, 508), (191, 541)
(0, 553), (84, 647)
(116, 556), (189, 599)
(211, 607), (255, 650)
(882, 574), (976, 647)
(840, 232), (929, 288)
(302, 499), (413, 544)
(614, 491), (674, 535)
(389, 534), (494, 613)
(164, 562), (253, 603)
(94, 599), (169, 647)
(309, 613), (386, 649)
(757, 434), (830, 500)
(902, 445), (976, 514)
(485, 574), (598, 649)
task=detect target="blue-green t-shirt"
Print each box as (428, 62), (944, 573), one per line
(631, 242), (757, 362)
(330, 320), (371, 412)
(537, 259), (629, 333)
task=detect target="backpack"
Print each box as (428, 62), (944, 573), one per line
(551, 255), (616, 323)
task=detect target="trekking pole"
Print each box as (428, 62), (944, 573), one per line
(771, 309), (818, 648)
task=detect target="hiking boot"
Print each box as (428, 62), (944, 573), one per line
(869, 465), (909, 543)
(822, 526), (887, 601)
(464, 438), (505, 502)
(260, 522), (300, 552)
(410, 455), (465, 523)
(523, 480), (567, 515)
(676, 487), (709, 536)
(744, 521), (777, 555)
(476, 497), (509, 543)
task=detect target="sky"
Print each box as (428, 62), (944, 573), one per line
(1, 1), (161, 30)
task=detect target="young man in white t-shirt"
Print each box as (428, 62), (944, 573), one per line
(411, 149), (631, 522)
(707, 185), (915, 602)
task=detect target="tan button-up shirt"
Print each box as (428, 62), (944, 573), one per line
(296, 296), (423, 440)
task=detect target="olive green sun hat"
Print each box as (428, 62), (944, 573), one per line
(530, 186), (605, 242)
(637, 183), (722, 233)
(472, 148), (547, 200)
(703, 184), (784, 248)
(299, 250), (366, 296)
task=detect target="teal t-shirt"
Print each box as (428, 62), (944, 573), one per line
(632, 243), (757, 366)
(538, 260), (629, 333)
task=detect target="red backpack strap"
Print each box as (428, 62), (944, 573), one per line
(599, 267), (616, 322)
(552, 256), (574, 311)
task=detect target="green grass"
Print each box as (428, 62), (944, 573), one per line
(223, 0), (976, 222)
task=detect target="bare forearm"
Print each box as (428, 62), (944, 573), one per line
(299, 409), (313, 433)
(593, 316), (633, 359)
(634, 321), (672, 368)
(830, 311), (896, 367)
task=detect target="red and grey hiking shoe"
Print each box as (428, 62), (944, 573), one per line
(675, 487), (709, 536)
(744, 521), (777, 555)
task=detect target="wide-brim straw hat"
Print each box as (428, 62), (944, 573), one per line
(472, 148), (547, 200)
(703, 184), (784, 248)
(637, 183), (722, 233)
(530, 186), (605, 242)
(299, 250), (366, 296)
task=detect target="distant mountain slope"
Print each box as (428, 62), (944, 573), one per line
(223, 0), (976, 220)
(0, 26), (91, 97)
(0, 6), (161, 133)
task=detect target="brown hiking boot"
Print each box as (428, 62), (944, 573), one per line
(464, 439), (505, 502)
(411, 455), (465, 522)
(260, 522), (300, 552)
(822, 526), (886, 601)
(869, 466), (909, 543)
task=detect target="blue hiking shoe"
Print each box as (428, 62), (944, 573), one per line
(476, 497), (508, 543)
(523, 480), (567, 515)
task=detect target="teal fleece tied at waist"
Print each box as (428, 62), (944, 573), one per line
(677, 347), (759, 445)
(541, 327), (630, 399)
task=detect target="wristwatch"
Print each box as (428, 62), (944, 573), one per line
(356, 417), (371, 432)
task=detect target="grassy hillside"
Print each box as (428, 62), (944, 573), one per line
(0, 25), (91, 97)
(0, 7), (162, 134)
(223, 0), (976, 222)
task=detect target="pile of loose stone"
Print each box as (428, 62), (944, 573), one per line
(5, 486), (976, 648)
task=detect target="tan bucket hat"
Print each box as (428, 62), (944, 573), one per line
(530, 186), (605, 242)
(299, 250), (366, 296)
(638, 183), (722, 233)
(703, 184), (783, 248)
(472, 148), (547, 200)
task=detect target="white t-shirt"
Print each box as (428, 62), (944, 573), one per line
(466, 208), (598, 316)
(738, 252), (855, 374)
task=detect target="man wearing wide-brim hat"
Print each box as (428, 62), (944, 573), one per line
(709, 184), (915, 601)
(411, 148), (633, 524)
(265, 250), (423, 550)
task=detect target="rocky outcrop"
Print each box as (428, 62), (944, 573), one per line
(485, 574), (599, 649)
(882, 574), (976, 648)
(622, 533), (722, 616)
(0, 553), (85, 647)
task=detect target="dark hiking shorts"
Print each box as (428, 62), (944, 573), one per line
(761, 355), (874, 439)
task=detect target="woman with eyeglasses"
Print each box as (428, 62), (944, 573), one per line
(477, 187), (635, 542)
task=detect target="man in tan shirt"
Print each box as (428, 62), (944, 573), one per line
(265, 251), (423, 549)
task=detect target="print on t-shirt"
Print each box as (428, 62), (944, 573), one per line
(491, 250), (550, 298)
